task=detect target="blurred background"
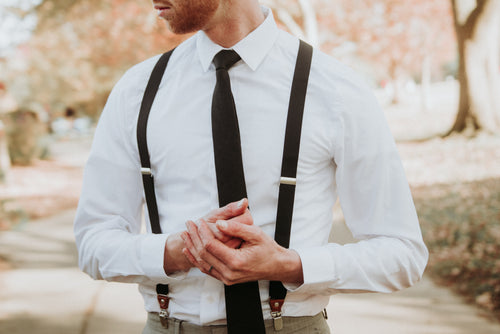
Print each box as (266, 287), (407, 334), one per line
(0, 0), (499, 333)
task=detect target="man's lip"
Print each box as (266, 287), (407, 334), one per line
(154, 2), (172, 18)
(154, 5), (171, 10)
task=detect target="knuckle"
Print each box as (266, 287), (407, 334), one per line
(199, 248), (209, 259)
(228, 257), (242, 270)
(204, 240), (217, 253)
(225, 273), (237, 285)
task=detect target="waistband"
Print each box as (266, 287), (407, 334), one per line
(145, 311), (329, 333)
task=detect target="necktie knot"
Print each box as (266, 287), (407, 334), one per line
(213, 50), (241, 71)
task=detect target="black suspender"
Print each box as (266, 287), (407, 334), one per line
(136, 50), (175, 327)
(136, 40), (313, 330)
(137, 50), (175, 235)
(268, 39), (312, 330)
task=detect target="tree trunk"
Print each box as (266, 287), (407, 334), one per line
(298, 0), (319, 47)
(0, 120), (11, 184)
(420, 54), (432, 112)
(270, 0), (319, 47)
(447, 0), (500, 135)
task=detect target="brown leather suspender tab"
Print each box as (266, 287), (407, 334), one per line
(269, 298), (286, 330)
(157, 292), (171, 328)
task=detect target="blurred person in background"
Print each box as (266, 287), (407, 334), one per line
(74, 1), (428, 333)
(0, 82), (16, 183)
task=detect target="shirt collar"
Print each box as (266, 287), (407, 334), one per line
(196, 6), (279, 72)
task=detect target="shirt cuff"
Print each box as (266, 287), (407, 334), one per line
(282, 246), (338, 293)
(139, 233), (188, 283)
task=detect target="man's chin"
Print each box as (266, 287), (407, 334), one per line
(164, 21), (200, 35)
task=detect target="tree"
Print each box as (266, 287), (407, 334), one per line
(447, 0), (500, 134)
(262, 0), (319, 47)
(317, 0), (455, 104)
(4, 0), (458, 120)
(6, 0), (186, 118)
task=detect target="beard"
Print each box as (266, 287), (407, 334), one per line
(162, 0), (220, 34)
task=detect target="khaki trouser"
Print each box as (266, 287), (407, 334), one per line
(143, 312), (331, 334)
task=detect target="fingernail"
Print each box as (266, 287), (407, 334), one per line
(237, 198), (245, 209)
(217, 220), (228, 229)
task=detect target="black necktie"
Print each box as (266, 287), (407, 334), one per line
(211, 50), (266, 333)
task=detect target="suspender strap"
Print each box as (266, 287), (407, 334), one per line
(137, 50), (174, 235)
(269, 40), (313, 330)
(137, 49), (174, 328)
(137, 41), (312, 329)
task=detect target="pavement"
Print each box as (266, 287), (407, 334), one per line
(1, 209), (500, 334)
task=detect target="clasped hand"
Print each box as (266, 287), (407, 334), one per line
(176, 198), (303, 286)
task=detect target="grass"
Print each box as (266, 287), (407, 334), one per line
(412, 178), (500, 318)
(393, 130), (500, 321)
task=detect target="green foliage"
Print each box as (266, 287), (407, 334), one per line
(0, 198), (27, 230)
(414, 179), (500, 317)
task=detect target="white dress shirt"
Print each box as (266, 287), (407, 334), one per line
(74, 7), (428, 326)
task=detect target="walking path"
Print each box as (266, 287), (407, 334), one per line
(1, 209), (500, 333)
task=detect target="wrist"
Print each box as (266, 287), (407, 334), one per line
(272, 248), (304, 284)
(164, 233), (192, 275)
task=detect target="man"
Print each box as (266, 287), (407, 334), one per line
(74, 0), (428, 333)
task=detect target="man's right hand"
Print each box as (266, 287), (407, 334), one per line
(163, 198), (251, 274)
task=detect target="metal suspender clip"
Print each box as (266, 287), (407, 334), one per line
(269, 299), (285, 331)
(141, 167), (152, 176)
(280, 177), (296, 185)
(157, 293), (170, 328)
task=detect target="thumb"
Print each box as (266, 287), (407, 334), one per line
(205, 198), (248, 223)
(216, 220), (260, 243)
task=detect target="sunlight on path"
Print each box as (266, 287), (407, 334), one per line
(328, 278), (500, 334)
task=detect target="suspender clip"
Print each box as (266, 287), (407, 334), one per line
(269, 299), (285, 331)
(141, 167), (152, 176)
(280, 177), (296, 185)
(157, 293), (170, 328)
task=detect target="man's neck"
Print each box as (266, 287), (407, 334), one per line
(203, 2), (265, 48)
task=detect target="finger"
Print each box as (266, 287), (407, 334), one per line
(183, 225), (215, 273)
(225, 238), (243, 249)
(216, 220), (262, 243)
(198, 221), (241, 267)
(185, 220), (204, 253)
(185, 241), (227, 278)
(203, 198), (248, 223)
(194, 218), (233, 243)
(186, 222), (231, 277)
(223, 208), (253, 226)
(205, 222), (242, 248)
(205, 220), (231, 242)
(181, 232), (209, 270)
(182, 246), (199, 267)
(198, 221), (239, 264)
